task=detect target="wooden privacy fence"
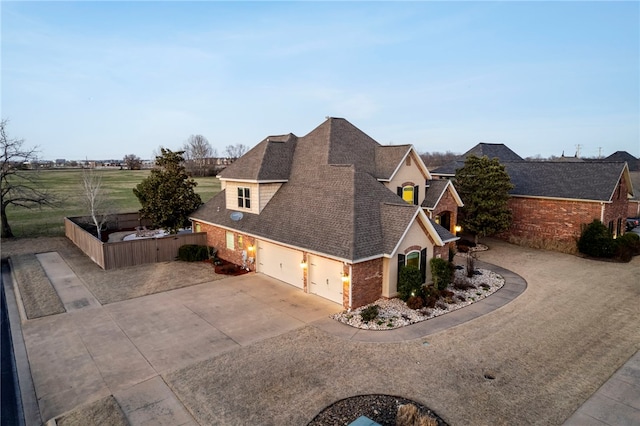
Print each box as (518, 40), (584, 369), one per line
(65, 216), (208, 270)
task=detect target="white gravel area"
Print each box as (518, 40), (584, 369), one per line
(331, 267), (505, 330)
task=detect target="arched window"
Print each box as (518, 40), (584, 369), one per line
(406, 251), (420, 269)
(402, 186), (414, 203)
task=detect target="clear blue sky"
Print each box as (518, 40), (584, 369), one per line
(2, 1), (639, 161)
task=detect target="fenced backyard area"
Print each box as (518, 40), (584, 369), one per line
(5, 168), (220, 237)
(65, 214), (208, 269)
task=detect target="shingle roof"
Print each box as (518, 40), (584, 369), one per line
(462, 143), (523, 161)
(422, 180), (450, 209)
(375, 145), (412, 180)
(430, 160), (464, 176)
(192, 165), (420, 260)
(504, 161), (630, 201)
(217, 133), (297, 181)
(604, 151), (640, 171)
(432, 143), (524, 176)
(429, 219), (457, 243)
(630, 172), (640, 200)
(192, 118), (439, 261)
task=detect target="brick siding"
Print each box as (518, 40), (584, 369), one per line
(431, 187), (459, 234)
(499, 177), (629, 251)
(350, 258), (383, 309)
(195, 222), (256, 271)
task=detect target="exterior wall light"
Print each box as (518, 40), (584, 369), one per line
(341, 273), (350, 283)
(247, 245), (254, 252)
(300, 261), (308, 268)
(454, 225), (462, 233)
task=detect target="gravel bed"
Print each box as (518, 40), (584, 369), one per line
(332, 268), (504, 330)
(308, 394), (448, 426)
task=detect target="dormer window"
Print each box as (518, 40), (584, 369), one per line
(397, 184), (419, 205)
(237, 187), (251, 209)
(402, 186), (414, 203)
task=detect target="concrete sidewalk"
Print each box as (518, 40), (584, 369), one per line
(563, 350), (640, 425)
(36, 252), (100, 311)
(313, 260), (527, 343)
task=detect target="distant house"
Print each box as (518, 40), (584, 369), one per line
(500, 161), (632, 251)
(628, 171), (640, 218)
(190, 118), (463, 308)
(604, 151), (640, 172)
(432, 144), (634, 252)
(430, 143), (522, 177)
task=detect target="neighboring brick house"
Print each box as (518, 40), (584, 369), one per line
(628, 171), (640, 218)
(500, 161), (632, 251)
(431, 144), (634, 252)
(190, 118), (462, 309)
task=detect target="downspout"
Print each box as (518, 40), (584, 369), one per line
(600, 203), (605, 223)
(348, 264), (353, 311)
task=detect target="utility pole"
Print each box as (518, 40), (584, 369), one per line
(597, 146), (603, 158)
(575, 144), (582, 158)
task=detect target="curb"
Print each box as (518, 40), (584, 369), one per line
(2, 260), (42, 425)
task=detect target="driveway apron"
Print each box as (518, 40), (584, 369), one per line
(19, 266), (341, 424)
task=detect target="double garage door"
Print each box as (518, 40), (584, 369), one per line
(256, 241), (343, 305)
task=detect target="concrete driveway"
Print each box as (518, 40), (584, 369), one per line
(18, 273), (341, 424)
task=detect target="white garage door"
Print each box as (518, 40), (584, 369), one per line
(309, 254), (344, 304)
(257, 241), (303, 289)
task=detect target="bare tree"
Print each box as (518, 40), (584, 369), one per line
(183, 134), (216, 176)
(123, 154), (142, 170)
(419, 151), (460, 170)
(225, 143), (249, 161)
(1, 119), (58, 238)
(81, 167), (110, 241)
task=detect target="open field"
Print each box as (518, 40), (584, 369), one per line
(4, 169), (221, 237)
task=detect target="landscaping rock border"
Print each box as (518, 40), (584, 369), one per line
(308, 394), (448, 426)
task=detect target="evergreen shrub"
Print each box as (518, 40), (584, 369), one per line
(430, 258), (453, 290)
(577, 220), (615, 258)
(398, 265), (424, 301)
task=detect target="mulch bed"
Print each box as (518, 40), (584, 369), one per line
(308, 394), (448, 426)
(213, 259), (250, 276)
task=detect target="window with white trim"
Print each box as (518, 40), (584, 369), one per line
(237, 187), (251, 209)
(226, 231), (234, 250)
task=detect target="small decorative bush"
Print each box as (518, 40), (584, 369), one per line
(578, 220), (615, 258)
(615, 232), (640, 262)
(177, 244), (211, 262)
(398, 265), (424, 301)
(396, 404), (438, 426)
(440, 289), (454, 298)
(430, 258), (453, 290)
(360, 304), (380, 323)
(424, 295), (437, 308)
(406, 296), (424, 310)
(453, 276), (475, 291)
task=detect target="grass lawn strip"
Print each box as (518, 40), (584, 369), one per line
(77, 260), (228, 304)
(10, 254), (65, 319)
(56, 395), (128, 426)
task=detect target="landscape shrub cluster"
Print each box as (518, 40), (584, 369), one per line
(393, 257), (477, 312)
(177, 244), (214, 262)
(578, 220), (640, 262)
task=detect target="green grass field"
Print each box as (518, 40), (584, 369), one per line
(4, 169), (221, 237)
